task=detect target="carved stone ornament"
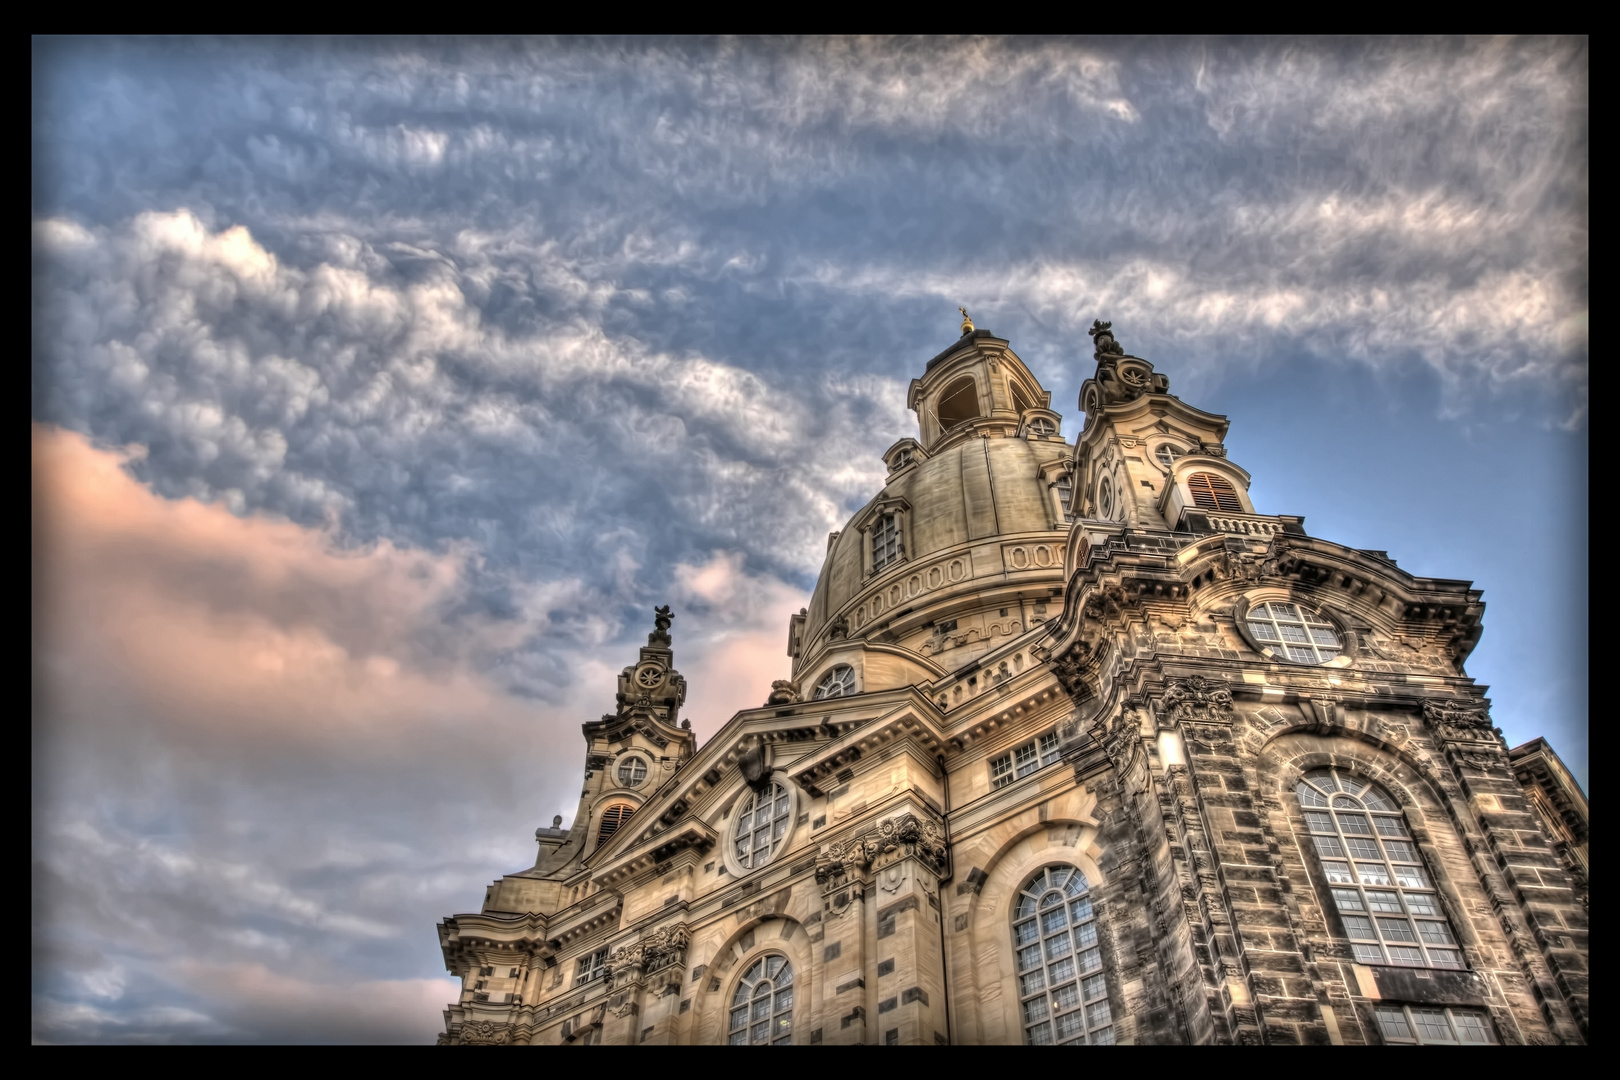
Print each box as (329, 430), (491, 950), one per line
(815, 812), (947, 888)
(738, 736), (773, 790)
(457, 1020), (516, 1046)
(1089, 319), (1124, 357)
(1159, 675), (1234, 727)
(1096, 706), (1143, 771)
(828, 613), (849, 641)
(1421, 699), (1501, 745)
(765, 680), (799, 706)
(605, 924), (693, 989)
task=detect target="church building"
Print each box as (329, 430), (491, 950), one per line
(436, 316), (1588, 1045)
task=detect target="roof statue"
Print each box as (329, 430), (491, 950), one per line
(649, 604), (673, 646)
(1088, 318), (1123, 357)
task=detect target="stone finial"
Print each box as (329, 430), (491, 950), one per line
(1089, 319), (1123, 357)
(766, 679), (799, 706)
(959, 306), (974, 335)
(552, 814), (563, 828)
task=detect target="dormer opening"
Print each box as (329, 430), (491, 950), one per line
(1011, 381), (1036, 416)
(936, 377), (980, 431)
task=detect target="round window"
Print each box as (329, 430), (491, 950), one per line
(812, 665), (855, 700)
(617, 756), (648, 788)
(734, 780), (793, 870)
(1155, 444), (1182, 469)
(634, 664), (663, 688)
(1246, 601), (1342, 664)
(1028, 417), (1056, 437)
(1098, 477), (1114, 519)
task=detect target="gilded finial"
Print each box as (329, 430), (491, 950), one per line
(959, 306), (974, 335)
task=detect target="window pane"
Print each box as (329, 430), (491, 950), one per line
(1428, 948), (1463, 969)
(1070, 898), (1093, 923)
(1042, 909), (1067, 935)
(1332, 888), (1365, 911)
(1051, 982), (1081, 1012)
(1345, 838), (1382, 860)
(1377, 918), (1417, 942)
(1017, 945), (1041, 972)
(1304, 811), (1335, 833)
(1382, 840), (1417, 862)
(1086, 1001), (1113, 1028)
(1353, 943), (1385, 964)
(1412, 1009), (1454, 1042)
(1023, 997), (1050, 1023)
(1075, 921), (1098, 948)
(1373, 816), (1409, 837)
(1296, 783), (1329, 808)
(1416, 920), (1454, 945)
(1045, 936), (1072, 961)
(1386, 945), (1425, 966)
(1323, 861), (1354, 884)
(1082, 974), (1107, 1001)
(1354, 863), (1391, 886)
(1375, 1006), (1413, 1041)
(1336, 813), (1373, 835)
(1015, 919), (1038, 946)
(1091, 1026), (1115, 1045)
(1342, 915), (1376, 939)
(1453, 1012), (1495, 1043)
(1048, 957), (1076, 984)
(1077, 948), (1102, 973)
(1313, 836), (1345, 858)
(1020, 971), (1046, 997)
(1027, 1021), (1053, 1046)
(1404, 892), (1438, 916)
(1393, 865), (1429, 889)
(1053, 1011), (1085, 1042)
(1365, 890), (1404, 913)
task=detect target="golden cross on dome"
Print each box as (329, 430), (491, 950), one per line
(959, 306), (974, 334)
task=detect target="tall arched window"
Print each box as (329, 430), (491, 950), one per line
(1297, 769), (1463, 968)
(734, 780), (793, 870)
(728, 955), (794, 1044)
(1186, 472), (1243, 512)
(1012, 865), (1113, 1045)
(871, 512), (903, 571)
(596, 802), (635, 847)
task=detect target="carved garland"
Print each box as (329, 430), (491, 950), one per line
(603, 924), (691, 989)
(1158, 675), (1234, 728)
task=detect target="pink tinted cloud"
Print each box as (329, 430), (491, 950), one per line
(669, 551), (807, 735)
(32, 423), (534, 753)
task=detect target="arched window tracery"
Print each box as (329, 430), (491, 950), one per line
(728, 954), (794, 1045)
(1011, 865), (1114, 1045)
(734, 780), (793, 870)
(1297, 768), (1463, 968)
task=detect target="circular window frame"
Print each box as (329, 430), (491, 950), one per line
(1233, 594), (1358, 669)
(1097, 476), (1114, 520)
(615, 754), (650, 789)
(721, 778), (800, 877)
(1154, 443), (1183, 470)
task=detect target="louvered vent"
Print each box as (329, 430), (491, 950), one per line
(1187, 472), (1242, 512)
(596, 803), (634, 847)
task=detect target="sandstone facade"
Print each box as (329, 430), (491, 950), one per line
(436, 319), (1587, 1046)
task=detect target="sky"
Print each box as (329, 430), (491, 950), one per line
(31, 37), (1586, 1044)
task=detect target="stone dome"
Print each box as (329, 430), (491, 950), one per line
(791, 331), (1075, 696)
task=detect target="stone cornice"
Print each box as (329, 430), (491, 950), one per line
(789, 700), (948, 796)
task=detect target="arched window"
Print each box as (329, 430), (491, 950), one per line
(1012, 865), (1114, 1045)
(734, 780), (792, 870)
(728, 955), (794, 1044)
(1054, 473), (1075, 522)
(1155, 444), (1182, 469)
(1297, 769), (1463, 969)
(936, 377), (981, 430)
(812, 665), (856, 700)
(1027, 416), (1056, 437)
(1011, 383), (1036, 416)
(871, 512), (903, 572)
(1186, 472), (1243, 512)
(617, 756), (648, 788)
(595, 802), (635, 847)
